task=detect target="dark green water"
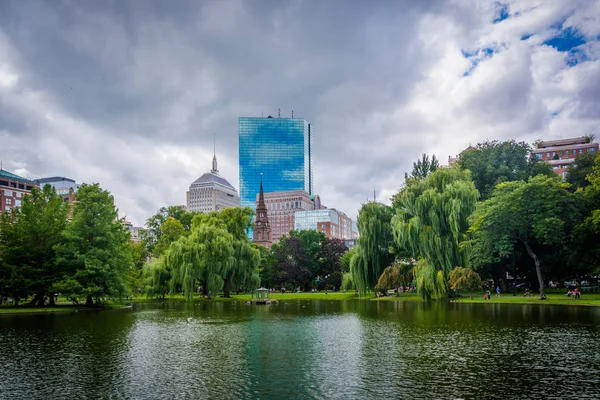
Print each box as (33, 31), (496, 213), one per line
(1, 300), (599, 399)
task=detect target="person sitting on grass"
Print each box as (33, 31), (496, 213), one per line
(574, 287), (580, 299)
(567, 289), (573, 297)
(523, 289), (529, 297)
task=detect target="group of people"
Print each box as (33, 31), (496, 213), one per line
(397, 285), (416, 294)
(567, 287), (581, 299)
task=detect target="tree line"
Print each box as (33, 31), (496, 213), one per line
(349, 140), (600, 300)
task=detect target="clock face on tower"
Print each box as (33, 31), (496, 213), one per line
(257, 222), (261, 226)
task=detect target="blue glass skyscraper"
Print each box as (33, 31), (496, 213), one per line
(239, 116), (314, 212)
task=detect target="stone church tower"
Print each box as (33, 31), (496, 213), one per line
(253, 176), (272, 248)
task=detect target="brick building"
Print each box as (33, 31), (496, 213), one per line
(256, 190), (322, 243)
(531, 137), (599, 178)
(294, 208), (359, 240)
(0, 168), (39, 213)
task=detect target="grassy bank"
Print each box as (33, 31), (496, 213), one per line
(3, 291), (599, 314)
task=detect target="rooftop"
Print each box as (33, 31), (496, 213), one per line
(536, 137), (593, 148)
(190, 172), (237, 191)
(0, 169), (36, 184)
(35, 176), (76, 184)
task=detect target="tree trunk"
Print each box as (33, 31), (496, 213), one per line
(223, 277), (231, 298)
(523, 240), (546, 299)
(48, 294), (56, 306)
(202, 281), (208, 296)
(85, 295), (94, 307)
(35, 293), (45, 307)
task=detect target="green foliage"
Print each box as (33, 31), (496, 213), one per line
(374, 259), (414, 290)
(0, 185), (69, 304)
(153, 217), (185, 256)
(167, 224), (234, 300)
(458, 140), (553, 200)
(392, 167), (478, 298)
(447, 267), (483, 292)
(143, 206), (196, 254)
(340, 246), (357, 272)
(412, 259), (446, 300)
(341, 272), (354, 292)
(566, 152), (597, 190)
(55, 183), (133, 305)
(350, 203), (395, 295)
(405, 153), (439, 181)
(143, 259), (171, 299)
(469, 175), (577, 298)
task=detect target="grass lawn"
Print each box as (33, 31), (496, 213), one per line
(453, 292), (600, 306)
(3, 291), (599, 314)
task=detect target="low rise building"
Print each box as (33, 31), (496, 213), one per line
(294, 208), (359, 240)
(0, 168), (39, 213)
(531, 137), (599, 177)
(257, 190), (322, 243)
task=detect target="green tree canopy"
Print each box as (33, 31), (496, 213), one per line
(143, 206), (195, 254)
(0, 185), (68, 305)
(392, 167), (479, 299)
(469, 175), (577, 299)
(167, 224), (234, 300)
(153, 217), (186, 256)
(458, 140), (553, 200)
(55, 183), (133, 306)
(350, 202), (395, 295)
(566, 152), (597, 190)
(447, 267), (483, 292)
(405, 153), (439, 181)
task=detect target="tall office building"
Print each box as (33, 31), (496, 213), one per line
(187, 153), (241, 213)
(239, 116), (314, 212)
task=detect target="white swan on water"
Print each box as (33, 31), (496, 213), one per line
(186, 317), (192, 324)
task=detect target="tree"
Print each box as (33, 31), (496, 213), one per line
(290, 229), (326, 277)
(566, 152), (597, 190)
(469, 175), (577, 299)
(458, 140), (553, 200)
(192, 208), (260, 297)
(374, 259), (414, 292)
(271, 236), (313, 290)
(153, 217), (186, 256)
(128, 241), (148, 295)
(392, 167), (479, 299)
(142, 259), (171, 299)
(167, 224), (234, 300)
(143, 206), (195, 254)
(55, 183), (133, 306)
(0, 185), (68, 306)
(447, 267), (483, 293)
(350, 202), (395, 295)
(318, 238), (348, 290)
(405, 153), (439, 181)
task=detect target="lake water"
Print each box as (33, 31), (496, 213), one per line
(1, 300), (599, 399)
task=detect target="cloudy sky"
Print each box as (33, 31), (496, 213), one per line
(1, 0), (599, 225)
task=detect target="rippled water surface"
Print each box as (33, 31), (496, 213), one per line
(1, 300), (599, 399)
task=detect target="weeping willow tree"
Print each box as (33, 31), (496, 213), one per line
(350, 202), (395, 295)
(192, 208), (261, 297)
(392, 167), (479, 299)
(166, 224), (234, 300)
(374, 259), (414, 291)
(142, 259), (171, 299)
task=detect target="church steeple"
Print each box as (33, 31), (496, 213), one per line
(253, 173), (271, 248)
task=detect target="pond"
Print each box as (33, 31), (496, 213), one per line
(1, 300), (599, 399)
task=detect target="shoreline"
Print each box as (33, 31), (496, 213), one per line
(2, 292), (598, 314)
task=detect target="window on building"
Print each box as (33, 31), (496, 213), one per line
(566, 150), (570, 155)
(4, 190), (12, 196)
(591, 147), (597, 153)
(534, 153), (542, 159)
(579, 149), (583, 153)
(546, 152), (550, 157)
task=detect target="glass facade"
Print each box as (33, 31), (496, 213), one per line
(239, 117), (313, 211)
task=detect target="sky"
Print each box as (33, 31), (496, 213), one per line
(1, 0), (599, 226)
